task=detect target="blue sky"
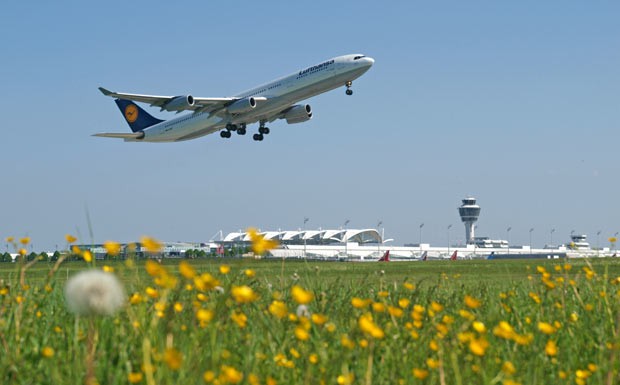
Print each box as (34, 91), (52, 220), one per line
(1, 1), (618, 251)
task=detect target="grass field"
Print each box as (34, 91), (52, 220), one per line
(2, 255), (620, 385)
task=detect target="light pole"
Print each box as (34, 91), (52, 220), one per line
(419, 223), (424, 248)
(597, 230), (601, 256)
(344, 219), (350, 257)
(377, 220), (383, 254)
(303, 217), (309, 258)
(447, 224), (452, 255)
(529, 228), (534, 251)
(507, 227), (512, 255)
(550, 228), (555, 248)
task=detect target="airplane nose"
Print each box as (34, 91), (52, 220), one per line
(364, 57), (375, 66)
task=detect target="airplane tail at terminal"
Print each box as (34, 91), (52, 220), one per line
(114, 98), (164, 133)
(378, 250), (390, 262)
(420, 251), (428, 261)
(450, 250), (458, 261)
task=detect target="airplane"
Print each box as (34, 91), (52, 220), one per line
(378, 250), (390, 262)
(450, 250), (458, 261)
(95, 54), (374, 143)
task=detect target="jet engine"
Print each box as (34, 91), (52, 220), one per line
(227, 97), (257, 114)
(162, 95), (195, 111)
(283, 104), (312, 124)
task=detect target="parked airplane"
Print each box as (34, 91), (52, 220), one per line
(95, 54), (374, 142)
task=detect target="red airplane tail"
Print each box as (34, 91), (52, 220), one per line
(378, 250), (390, 262)
(450, 250), (458, 260)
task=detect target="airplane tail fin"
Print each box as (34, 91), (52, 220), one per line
(450, 250), (458, 261)
(114, 99), (164, 132)
(378, 250), (390, 262)
(421, 251), (427, 261)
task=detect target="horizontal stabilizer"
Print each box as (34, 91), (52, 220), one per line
(92, 132), (145, 139)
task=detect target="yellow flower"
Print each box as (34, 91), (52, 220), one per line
(268, 300), (288, 319)
(231, 285), (258, 303)
(351, 297), (370, 308)
(372, 302), (386, 313)
(219, 265), (231, 274)
(493, 321), (515, 340)
(295, 327), (310, 341)
(464, 295), (481, 309)
(65, 234), (77, 244)
(41, 346), (54, 358)
(18, 248), (27, 256)
(398, 298), (411, 308)
(140, 236), (162, 253)
(129, 292), (143, 305)
(545, 340), (558, 356)
(102, 265), (114, 273)
(430, 301), (444, 312)
(429, 340), (439, 351)
(469, 338), (489, 356)
(388, 306), (404, 318)
(5, 236), (14, 243)
(341, 335), (355, 349)
(247, 227), (279, 255)
(178, 261), (196, 279)
(309, 353), (319, 364)
(196, 308), (214, 323)
(291, 285), (314, 304)
(472, 321), (486, 333)
(203, 371), (216, 383)
(104, 241), (121, 256)
(502, 361), (516, 375)
(404, 282), (416, 290)
(337, 373), (354, 385)
(358, 313), (384, 339)
(221, 365), (244, 384)
(174, 302), (183, 313)
(244, 269), (256, 278)
(145, 287), (159, 299)
(231, 311), (248, 328)
(427, 358), (441, 369)
(311, 313), (328, 325)
(82, 251), (93, 262)
(20, 237), (30, 245)
(537, 322), (556, 335)
(164, 348), (183, 370)
(412, 368), (429, 380)
(128, 372), (143, 383)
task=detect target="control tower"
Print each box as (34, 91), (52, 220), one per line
(458, 197), (481, 244)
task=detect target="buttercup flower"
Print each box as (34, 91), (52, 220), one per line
(64, 270), (126, 316)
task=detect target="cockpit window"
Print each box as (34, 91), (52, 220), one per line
(353, 55), (366, 60)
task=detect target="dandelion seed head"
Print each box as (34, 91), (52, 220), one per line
(296, 304), (311, 318)
(64, 270), (126, 316)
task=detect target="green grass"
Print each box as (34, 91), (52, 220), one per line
(1, 257), (620, 384)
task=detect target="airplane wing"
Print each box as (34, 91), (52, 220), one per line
(98, 87), (234, 112)
(92, 132), (145, 139)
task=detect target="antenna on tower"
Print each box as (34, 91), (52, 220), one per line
(458, 197), (481, 244)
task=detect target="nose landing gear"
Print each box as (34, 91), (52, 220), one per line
(345, 81), (353, 95)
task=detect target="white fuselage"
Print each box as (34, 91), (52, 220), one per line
(133, 54), (374, 142)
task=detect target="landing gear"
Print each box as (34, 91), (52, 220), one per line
(220, 130), (231, 138)
(237, 123), (246, 135)
(345, 81), (353, 95)
(253, 121), (269, 141)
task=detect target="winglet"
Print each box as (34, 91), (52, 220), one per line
(98, 87), (113, 96)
